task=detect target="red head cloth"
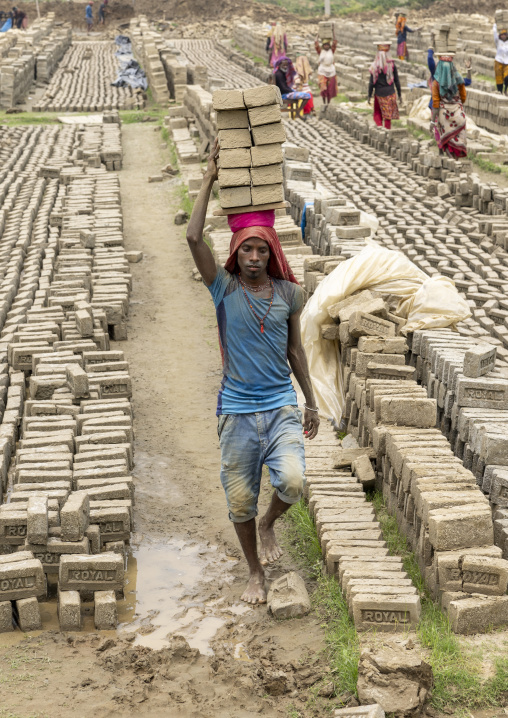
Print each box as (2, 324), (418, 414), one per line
(224, 225), (299, 285)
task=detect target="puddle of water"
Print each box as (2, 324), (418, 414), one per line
(118, 536), (245, 655)
(234, 642), (253, 663)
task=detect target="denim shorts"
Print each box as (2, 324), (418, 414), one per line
(217, 405), (306, 523)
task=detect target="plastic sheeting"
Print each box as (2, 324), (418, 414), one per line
(300, 242), (471, 423)
(0, 17), (12, 32)
(115, 34), (132, 55)
(111, 59), (148, 91)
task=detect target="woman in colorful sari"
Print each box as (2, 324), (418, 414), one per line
(269, 22), (288, 69)
(431, 54), (467, 159)
(315, 30), (338, 106)
(294, 54), (315, 116)
(273, 57), (312, 118)
(368, 41), (402, 130)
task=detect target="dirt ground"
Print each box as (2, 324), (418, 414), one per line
(0, 124), (332, 718)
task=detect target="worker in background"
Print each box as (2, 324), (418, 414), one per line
(186, 141), (319, 606)
(315, 28), (338, 108)
(431, 52), (467, 159)
(493, 22), (508, 94)
(98, 1), (106, 25)
(85, 1), (93, 33)
(395, 10), (421, 61)
(273, 57), (312, 119)
(368, 41), (402, 130)
(294, 53), (315, 117)
(265, 21), (276, 65)
(269, 22), (287, 68)
(428, 45), (471, 109)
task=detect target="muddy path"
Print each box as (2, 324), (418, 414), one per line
(0, 123), (328, 718)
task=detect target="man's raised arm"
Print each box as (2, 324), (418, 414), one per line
(186, 139), (220, 287)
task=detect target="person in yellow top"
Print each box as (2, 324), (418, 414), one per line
(431, 54), (467, 158)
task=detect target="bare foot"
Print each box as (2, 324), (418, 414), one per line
(258, 517), (283, 566)
(241, 571), (266, 605)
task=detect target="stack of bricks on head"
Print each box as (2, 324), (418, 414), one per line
(0, 125), (132, 633)
(315, 290), (508, 634)
(213, 86), (286, 210)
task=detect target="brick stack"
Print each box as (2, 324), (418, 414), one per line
(214, 86), (286, 211)
(0, 123), (134, 633)
(324, 290), (508, 634)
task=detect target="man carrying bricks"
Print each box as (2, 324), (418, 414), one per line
(187, 140), (320, 605)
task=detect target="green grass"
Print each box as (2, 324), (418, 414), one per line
(371, 491), (508, 712)
(474, 73), (496, 85)
(232, 43), (267, 66)
(262, 0), (426, 18)
(0, 111), (61, 126)
(470, 154), (508, 176)
(178, 184), (194, 216)
(283, 500), (360, 698)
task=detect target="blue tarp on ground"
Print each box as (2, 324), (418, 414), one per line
(0, 17), (12, 32)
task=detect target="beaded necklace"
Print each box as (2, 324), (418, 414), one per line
(239, 274), (274, 334)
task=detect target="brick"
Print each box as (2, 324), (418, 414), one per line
(218, 148), (251, 169)
(216, 109), (249, 130)
(456, 377), (508, 409)
(15, 596), (42, 631)
(251, 144), (284, 167)
(212, 89), (245, 111)
(59, 552), (124, 592)
(251, 183), (284, 205)
(0, 558), (46, 601)
(248, 105), (281, 126)
(60, 491), (90, 542)
(66, 364), (89, 399)
(218, 167), (251, 188)
(357, 336), (408, 354)
(352, 594), (420, 632)
(447, 594), (508, 634)
(355, 352), (405, 378)
(218, 128), (251, 149)
(428, 504), (493, 551)
(250, 165), (283, 186)
(243, 85), (281, 108)
(463, 344), (497, 378)
(58, 588), (81, 631)
(94, 589), (117, 629)
(27, 496), (48, 545)
(219, 186), (252, 209)
(0, 601), (13, 633)
(251, 122), (286, 146)
(379, 397), (437, 427)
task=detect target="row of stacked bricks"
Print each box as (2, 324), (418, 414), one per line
(408, 331), (508, 566)
(303, 419), (421, 633)
(213, 86), (287, 209)
(324, 288), (508, 634)
(0, 123), (133, 633)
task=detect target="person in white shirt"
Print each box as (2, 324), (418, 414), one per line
(494, 22), (508, 93)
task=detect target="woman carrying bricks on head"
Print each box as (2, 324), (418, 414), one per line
(315, 30), (337, 107)
(431, 53), (467, 159)
(274, 57), (312, 119)
(493, 22), (508, 94)
(186, 140), (320, 605)
(269, 21), (288, 69)
(395, 10), (420, 61)
(368, 41), (402, 131)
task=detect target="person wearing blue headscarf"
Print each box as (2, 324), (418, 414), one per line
(431, 54), (467, 158)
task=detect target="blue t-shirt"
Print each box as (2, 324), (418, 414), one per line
(208, 267), (304, 415)
(86, 5), (93, 18)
